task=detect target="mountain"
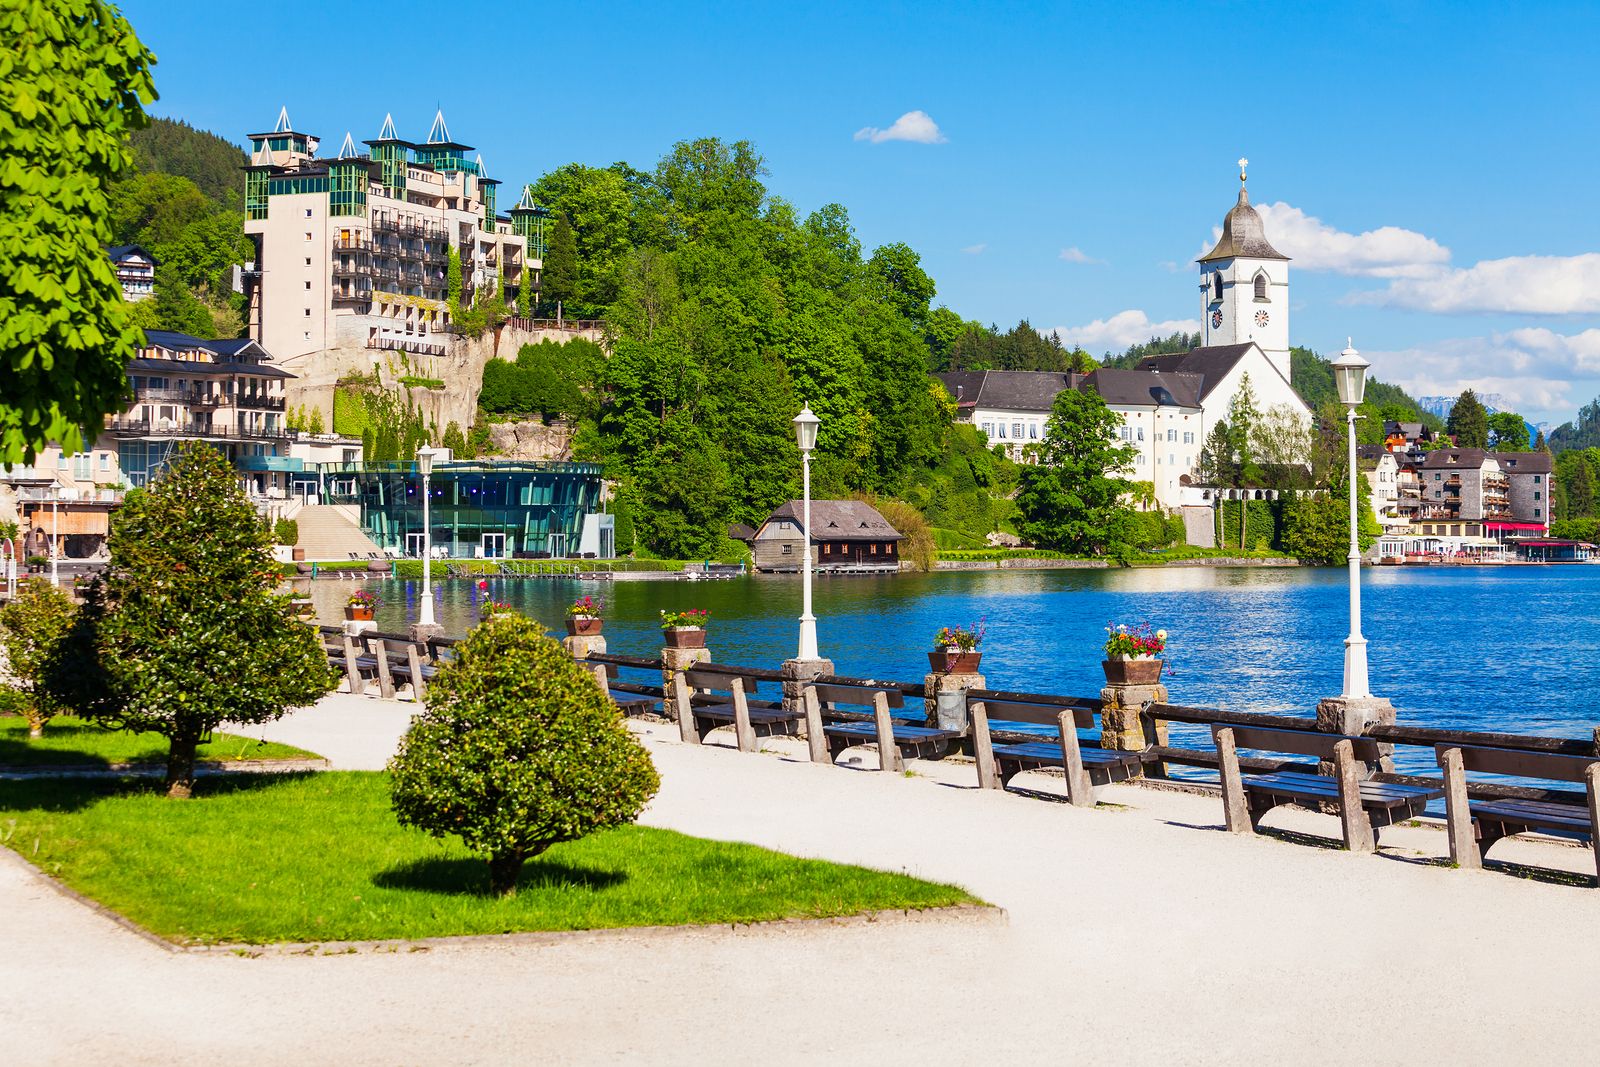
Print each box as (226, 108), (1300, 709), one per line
(129, 117), (247, 210)
(1414, 392), (1514, 420)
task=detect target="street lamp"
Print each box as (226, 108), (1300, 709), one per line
(416, 445), (443, 628)
(1331, 339), (1371, 698)
(50, 492), (59, 588)
(793, 405), (821, 661)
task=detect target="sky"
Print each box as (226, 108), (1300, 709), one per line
(119, 0), (1600, 426)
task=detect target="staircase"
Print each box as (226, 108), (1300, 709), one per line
(295, 505), (384, 562)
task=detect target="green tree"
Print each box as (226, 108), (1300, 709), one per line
(1447, 389), (1489, 448)
(1487, 410), (1529, 451)
(1227, 372), (1261, 470)
(0, 578), (77, 736)
(1534, 428), (1549, 453)
(388, 614), (660, 896)
(1014, 387), (1138, 553)
(1571, 459), (1595, 517)
(541, 213), (578, 312)
(44, 443), (335, 797)
(307, 405), (325, 435)
(866, 242), (935, 327)
(1, 0), (156, 463)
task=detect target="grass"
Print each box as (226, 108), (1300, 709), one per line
(0, 772), (980, 944)
(0, 716), (321, 768)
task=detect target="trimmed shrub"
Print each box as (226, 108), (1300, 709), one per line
(272, 518), (298, 545)
(389, 614), (660, 896)
(0, 578), (77, 736)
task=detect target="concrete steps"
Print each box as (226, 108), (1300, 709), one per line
(295, 505), (383, 562)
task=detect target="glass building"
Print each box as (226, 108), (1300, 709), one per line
(312, 460), (606, 558)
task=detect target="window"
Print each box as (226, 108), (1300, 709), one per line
(99, 453), (109, 471)
(1136, 454), (1145, 465)
(1012, 422), (1024, 439)
(822, 543), (830, 555)
(981, 422), (994, 438)
(1169, 453), (1175, 466)
(304, 232), (312, 242)
(870, 543), (877, 555)
(996, 423), (1007, 439)
(781, 544), (792, 555)
(1183, 432), (1194, 444)
(1166, 429), (1177, 442)
(305, 208), (313, 218)
(304, 257), (311, 266)
(1434, 473), (1442, 481)
(1254, 273), (1268, 300)
(1534, 474), (1542, 484)
(1029, 424), (1038, 440)
(1535, 508), (1542, 518)
(1535, 491), (1542, 500)
(304, 308), (311, 316)
(305, 281), (312, 290)
(1137, 427), (1145, 441)
(1212, 272), (1223, 301)
(1119, 426), (1132, 441)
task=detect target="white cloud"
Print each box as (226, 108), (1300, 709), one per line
(854, 110), (946, 144)
(1200, 201), (1449, 279)
(1363, 327), (1600, 420)
(960, 243), (986, 255)
(1059, 246), (1102, 264)
(1046, 309), (1200, 353)
(1356, 253), (1600, 314)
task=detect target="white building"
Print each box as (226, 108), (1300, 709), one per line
(934, 370), (1080, 460)
(1358, 445), (1407, 530)
(1080, 368), (1205, 507)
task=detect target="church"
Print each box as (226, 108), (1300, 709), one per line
(936, 162), (1312, 513)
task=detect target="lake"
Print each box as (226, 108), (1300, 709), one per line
(312, 564), (1600, 766)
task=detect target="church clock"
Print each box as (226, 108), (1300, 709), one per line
(1211, 309), (1223, 329)
(1255, 309), (1269, 327)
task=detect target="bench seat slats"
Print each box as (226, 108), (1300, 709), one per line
(1471, 800), (1592, 829)
(1242, 771), (1441, 808)
(824, 722), (960, 741)
(695, 705), (801, 725)
(991, 741), (1139, 767)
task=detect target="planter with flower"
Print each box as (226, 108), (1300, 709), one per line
(345, 590), (381, 622)
(566, 595), (604, 636)
(930, 619), (986, 673)
(1102, 623), (1168, 685)
(482, 600), (516, 619)
(660, 608), (709, 648)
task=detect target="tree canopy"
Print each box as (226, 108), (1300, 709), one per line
(1014, 387), (1138, 553)
(0, 0), (156, 463)
(1447, 389), (1489, 449)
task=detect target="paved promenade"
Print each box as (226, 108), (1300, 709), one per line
(4, 690), (1599, 1065)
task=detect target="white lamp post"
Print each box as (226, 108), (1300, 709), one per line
(793, 405), (821, 661)
(416, 446), (443, 628)
(1331, 339), (1371, 699)
(50, 493), (59, 588)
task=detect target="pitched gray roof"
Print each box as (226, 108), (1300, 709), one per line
(934, 371), (1082, 413)
(1198, 186), (1288, 263)
(764, 500), (903, 542)
(1493, 451), (1553, 474)
(1422, 448), (1491, 469)
(1083, 368), (1203, 408)
(1133, 344), (1259, 401)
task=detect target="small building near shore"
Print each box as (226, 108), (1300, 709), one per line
(750, 500), (902, 573)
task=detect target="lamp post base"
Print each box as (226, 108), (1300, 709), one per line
(1315, 694), (1395, 737)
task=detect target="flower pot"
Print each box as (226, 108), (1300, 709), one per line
(664, 626), (706, 649)
(566, 615), (603, 636)
(291, 547), (306, 562)
(345, 606), (375, 622)
(1101, 657), (1163, 685)
(929, 649), (982, 674)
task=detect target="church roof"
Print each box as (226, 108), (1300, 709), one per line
(1198, 182), (1288, 263)
(1134, 344), (1259, 401)
(1082, 368), (1204, 409)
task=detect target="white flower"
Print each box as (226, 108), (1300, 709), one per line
(1156, 629), (1167, 640)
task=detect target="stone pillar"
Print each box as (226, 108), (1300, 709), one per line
(661, 644), (711, 728)
(923, 669), (984, 730)
(1099, 681), (1169, 765)
(345, 617), (377, 638)
(563, 633), (608, 661)
(407, 620), (443, 645)
(781, 657), (834, 719)
(1316, 695), (1397, 773)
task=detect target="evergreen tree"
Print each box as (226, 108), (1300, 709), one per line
(45, 443), (334, 797)
(1, 0), (156, 463)
(1571, 460), (1595, 517)
(308, 405), (325, 435)
(1227, 373), (1261, 470)
(1447, 389), (1489, 448)
(542, 213), (578, 312)
(1535, 428), (1549, 453)
(1014, 388), (1138, 553)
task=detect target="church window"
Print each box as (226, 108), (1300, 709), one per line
(1253, 273), (1268, 301)
(1212, 273), (1223, 301)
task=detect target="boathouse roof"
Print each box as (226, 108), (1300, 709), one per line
(762, 500), (903, 542)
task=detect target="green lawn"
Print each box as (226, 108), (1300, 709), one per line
(0, 715), (321, 768)
(0, 772), (980, 944)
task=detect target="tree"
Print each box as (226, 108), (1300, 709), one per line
(1282, 469), (1379, 566)
(1227, 372), (1261, 470)
(1, 0), (156, 463)
(542, 213), (578, 312)
(388, 614), (660, 896)
(1447, 389), (1489, 448)
(1535, 428), (1549, 453)
(307, 405), (325, 435)
(866, 242), (935, 327)
(1571, 459), (1596, 518)
(44, 443), (335, 797)
(1488, 410), (1530, 451)
(871, 497), (936, 572)
(0, 578), (77, 737)
(1014, 387), (1138, 553)
(1250, 403), (1313, 488)
(1198, 420), (1233, 486)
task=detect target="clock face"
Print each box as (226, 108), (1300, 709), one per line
(1211, 309), (1223, 329)
(1255, 309), (1270, 327)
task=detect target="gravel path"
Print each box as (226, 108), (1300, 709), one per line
(3, 691), (1598, 1065)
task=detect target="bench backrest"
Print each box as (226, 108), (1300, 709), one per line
(1436, 743), (1599, 784)
(974, 698), (1095, 732)
(1212, 724), (1382, 763)
(809, 682), (904, 710)
(684, 668), (761, 695)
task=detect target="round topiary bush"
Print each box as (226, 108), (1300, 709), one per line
(389, 614), (661, 896)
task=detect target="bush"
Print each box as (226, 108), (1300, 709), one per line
(0, 578), (77, 736)
(272, 518), (298, 545)
(388, 614), (660, 896)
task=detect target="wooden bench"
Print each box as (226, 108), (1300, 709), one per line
(806, 682), (959, 771)
(969, 696), (1139, 807)
(1436, 743), (1600, 879)
(1213, 724), (1442, 852)
(577, 660), (662, 718)
(320, 627), (377, 695)
(671, 669), (798, 752)
(366, 636), (437, 700)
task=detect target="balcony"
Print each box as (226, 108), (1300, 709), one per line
(235, 394), (286, 411)
(107, 420), (288, 442)
(366, 335), (447, 357)
(136, 387), (223, 408)
(332, 235), (373, 251)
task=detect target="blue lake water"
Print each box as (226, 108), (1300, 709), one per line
(315, 564), (1600, 771)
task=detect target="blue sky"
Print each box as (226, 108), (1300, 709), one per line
(121, 1), (1600, 424)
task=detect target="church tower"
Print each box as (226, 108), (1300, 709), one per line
(1198, 159), (1291, 381)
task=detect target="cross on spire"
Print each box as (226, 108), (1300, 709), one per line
(1238, 157), (1249, 185)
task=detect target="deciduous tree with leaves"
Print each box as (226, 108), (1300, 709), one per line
(1015, 387), (1138, 553)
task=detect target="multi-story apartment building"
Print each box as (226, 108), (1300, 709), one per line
(243, 109), (544, 364)
(1418, 449), (1510, 524)
(1358, 445), (1408, 531)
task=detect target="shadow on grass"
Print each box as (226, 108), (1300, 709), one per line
(0, 770), (322, 814)
(0, 736), (114, 769)
(374, 855), (628, 897)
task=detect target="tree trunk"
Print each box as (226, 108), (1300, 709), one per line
(25, 706), (44, 739)
(487, 848), (526, 897)
(165, 729), (201, 799)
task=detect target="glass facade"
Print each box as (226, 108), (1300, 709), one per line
(329, 162), (367, 217)
(245, 169), (269, 220)
(268, 176), (331, 197)
(480, 182), (496, 231)
(321, 461), (603, 558)
(371, 142), (407, 194)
